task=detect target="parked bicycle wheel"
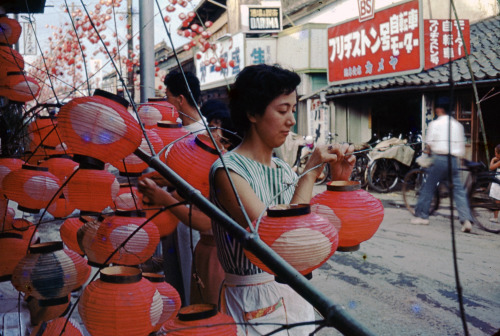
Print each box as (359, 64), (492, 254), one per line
(315, 163), (330, 185)
(469, 177), (500, 233)
(367, 158), (400, 193)
(350, 153), (369, 188)
(402, 168), (440, 216)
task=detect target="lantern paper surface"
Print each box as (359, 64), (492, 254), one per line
(60, 216), (92, 255)
(33, 317), (84, 336)
(0, 232), (29, 282)
(0, 45), (24, 71)
(2, 164), (61, 213)
(57, 94), (142, 164)
(11, 241), (89, 300)
(0, 72), (40, 102)
(311, 181), (384, 250)
(26, 295), (71, 326)
(166, 134), (219, 198)
(28, 118), (65, 155)
(244, 204), (338, 275)
(0, 158), (23, 194)
(0, 16), (22, 45)
(80, 210), (160, 266)
(138, 98), (179, 127)
(65, 168), (119, 214)
(143, 272), (182, 332)
(159, 303), (237, 336)
(79, 266), (163, 336)
(153, 121), (189, 150)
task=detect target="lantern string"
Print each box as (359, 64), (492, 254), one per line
(60, 200), (188, 335)
(154, 0), (255, 232)
(62, 0), (92, 96)
(110, 1), (124, 94)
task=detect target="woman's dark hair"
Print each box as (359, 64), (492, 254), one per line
(495, 144), (500, 154)
(229, 64), (301, 135)
(164, 71), (201, 107)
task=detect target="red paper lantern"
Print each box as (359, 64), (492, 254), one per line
(243, 204), (338, 275)
(79, 210), (160, 266)
(28, 117), (65, 154)
(8, 218), (39, 243)
(38, 156), (78, 182)
(141, 201), (178, 238)
(0, 45), (24, 72)
(165, 134), (219, 198)
(0, 232), (29, 282)
(0, 72), (40, 102)
(60, 216), (93, 255)
(111, 129), (163, 176)
(0, 198), (14, 230)
(34, 317), (84, 336)
(138, 98), (179, 127)
(47, 193), (76, 218)
(79, 266), (163, 336)
(311, 181), (384, 251)
(57, 89), (142, 164)
(143, 272), (182, 332)
(159, 304), (237, 336)
(65, 167), (119, 214)
(2, 164), (61, 213)
(0, 158), (23, 195)
(153, 121), (189, 151)
(114, 184), (141, 211)
(26, 295), (71, 326)
(11, 241), (90, 301)
(0, 16), (22, 45)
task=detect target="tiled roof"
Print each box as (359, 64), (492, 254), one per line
(325, 15), (500, 97)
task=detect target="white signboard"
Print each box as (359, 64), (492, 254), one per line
(240, 4), (282, 34)
(23, 22), (36, 55)
(245, 38), (277, 65)
(195, 33), (245, 89)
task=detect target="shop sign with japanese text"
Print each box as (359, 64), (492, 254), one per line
(240, 5), (282, 34)
(424, 19), (470, 70)
(327, 0), (423, 85)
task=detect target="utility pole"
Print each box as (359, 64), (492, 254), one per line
(127, 0), (134, 101)
(139, 0), (155, 103)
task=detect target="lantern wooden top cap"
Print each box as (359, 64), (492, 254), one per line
(178, 303), (218, 321)
(29, 241), (64, 254)
(142, 272), (165, 283)
(157, 121), (182, 128)
(267, 204), (311, 217)
(93, 89), (129, 108)
(195, 133), (218, 155)
(100, 266), (142, 284)
(326, 180), (361, 192)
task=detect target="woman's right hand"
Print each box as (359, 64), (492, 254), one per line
(304, 142), (355, 181)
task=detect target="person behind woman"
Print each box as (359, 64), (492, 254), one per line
(488, 144), (500, 222)
(209, 64), (355, 335)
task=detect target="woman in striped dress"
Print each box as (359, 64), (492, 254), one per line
(210, 64), (355, 335)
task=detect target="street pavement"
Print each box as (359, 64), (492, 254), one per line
(1, 186), (499, 336)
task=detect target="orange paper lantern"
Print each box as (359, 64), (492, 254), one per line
(79, 210), (160, 266)
(57, 89), (142, 165)
(79, 266), (163, 336)
(0, 157), (23, 195)
(165, 134), (219, 198)
(311, 181), (384, 251)
(0, 16), (22, 45)
(26, 295), (71, 326)
(11, 241), (90, 301)
(65, 167), (119, 214)
(32, 317), (84, 336)
(153, 121), (189, 150)
(47, 193), (76, 218)
(0, 198), (14, 230)
(2, 164), (61, 213)
(0, 45), (24, 72)
(114, 184), (141, 211)
(0, 232), (29, 282)
(138, 98), (179, 128)
(243, 204), (338, 275)
(159, 303), (237, 335)
(0, 71), (40, 102)
(28, 117), (65, 154)
(141, 201), (178, 238)
(38, 155), (78, 181)
(60, 216), (93, 256)
(143, 272), (182, 331)
(111, 129), (163, 176)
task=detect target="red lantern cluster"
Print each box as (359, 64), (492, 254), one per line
(243, 204), (338, 275)
(311, 181), (384, 251)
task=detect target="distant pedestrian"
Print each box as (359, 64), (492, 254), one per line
(410, 96), (473, 233)
(488, 144), (500, 222)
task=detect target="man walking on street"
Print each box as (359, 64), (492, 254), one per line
(410, 96), (473, 233)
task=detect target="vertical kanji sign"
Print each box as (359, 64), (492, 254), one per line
(327, 0), (423, 85)
(424, 19), (470, 70)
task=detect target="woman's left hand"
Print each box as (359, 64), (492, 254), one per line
(304, 142), (355, 181)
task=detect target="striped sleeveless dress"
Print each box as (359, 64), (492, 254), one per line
(210, 152), (314, 336)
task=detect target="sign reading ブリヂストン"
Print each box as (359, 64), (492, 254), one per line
(327, 0), (423, 85)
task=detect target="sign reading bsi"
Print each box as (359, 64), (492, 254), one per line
(358, 0), (375, 22)
(328, 0), (423, 85)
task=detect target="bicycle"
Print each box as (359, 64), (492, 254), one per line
(366, 132), (422, 193)
(349, 134), (381, 188)
(402, 158), (500, 233)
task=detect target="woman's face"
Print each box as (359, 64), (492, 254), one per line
(250, 91), (297, 148)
